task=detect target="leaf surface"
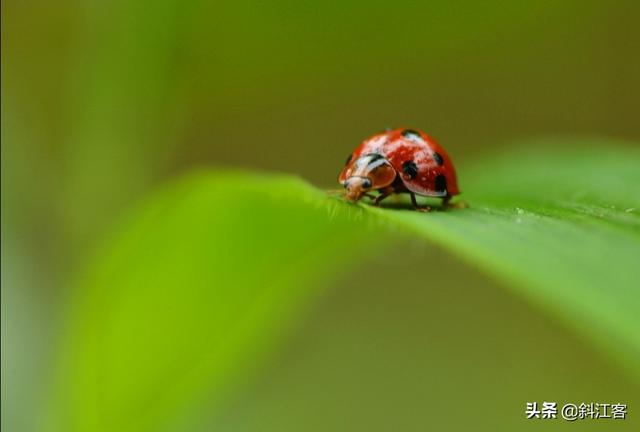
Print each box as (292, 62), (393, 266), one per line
(49, 141), (640, 431)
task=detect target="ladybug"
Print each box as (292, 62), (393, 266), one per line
(338, 128), (461, 210)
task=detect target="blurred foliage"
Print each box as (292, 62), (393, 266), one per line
(46, 144), (640, 431)
(209, 242), (639, 431)
(3, 0), (639, 267)
(47, 173), (376, 431)
(2, 0), (640, 430)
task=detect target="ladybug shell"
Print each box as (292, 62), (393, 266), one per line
(339, 128), (460, 197)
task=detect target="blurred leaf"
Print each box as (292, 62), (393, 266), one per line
(49, 141), (640, 431)
(62, 0), (206, 250)
(47, 173), (378, 432)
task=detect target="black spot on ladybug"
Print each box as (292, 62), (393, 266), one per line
(402, 160), (419, 179)
(433, 152), (444, 166)
(367, 153), (384, 162)
(435, 174), (447, 192)
(345, 154), (352, 166)
(401, 129), (422, 139)
(402, 129), (420, 137)
(402, 129), (425, 144)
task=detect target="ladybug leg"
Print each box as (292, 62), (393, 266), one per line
(442, 195), (468, 209)
(373, 187), (394, 206)
(363, 193), (377, 201)
(411, 193), (432, 212)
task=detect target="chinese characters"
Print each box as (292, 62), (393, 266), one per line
(526, 402), (626, 421)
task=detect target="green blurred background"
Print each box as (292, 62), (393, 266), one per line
(2, 1), (639, 430)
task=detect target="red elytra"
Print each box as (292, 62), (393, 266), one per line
(338, 128), (460, 210)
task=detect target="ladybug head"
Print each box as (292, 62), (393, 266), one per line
(344, 176), (372, 201)
(343, 153), (396, 202)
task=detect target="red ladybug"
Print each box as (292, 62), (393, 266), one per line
(338, 128), (460, 210)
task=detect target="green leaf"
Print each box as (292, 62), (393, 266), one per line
(48, 140), (640, 431)
(375, 141), (640, 378)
